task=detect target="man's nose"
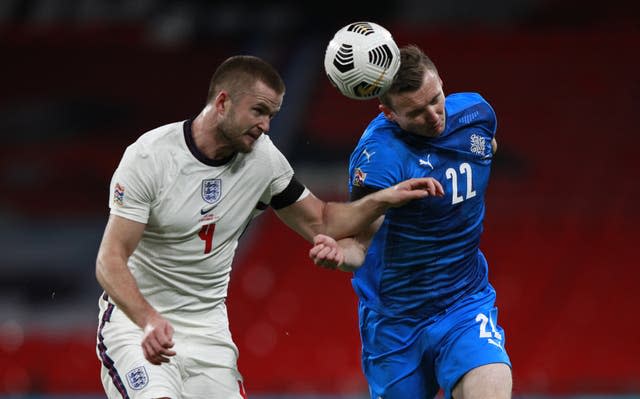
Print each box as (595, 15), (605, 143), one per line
(425, 109), (438, 123)
(257, 117), (270, 133)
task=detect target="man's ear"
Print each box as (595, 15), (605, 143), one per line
(214, 90), (230, 114)
(379, 103), (395, 121)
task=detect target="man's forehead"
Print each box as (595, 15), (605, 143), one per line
(394, 72), (440, 108)
(242, 81), (283, 108)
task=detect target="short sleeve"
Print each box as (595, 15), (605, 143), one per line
(108, 143), (157, 224)
(348, 137), (403, 193)
(257, 135), (309, 208)
(481, 98), (498, 139)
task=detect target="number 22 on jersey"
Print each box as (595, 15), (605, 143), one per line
(445, 162), (476, 205)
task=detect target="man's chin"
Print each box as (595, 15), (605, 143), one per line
(413, 124), (444, 138)
(234, 138), (256, 154)
(421, 129), (442, 138)
(429, 124), (446, 137)
(238, 142), (255, 153)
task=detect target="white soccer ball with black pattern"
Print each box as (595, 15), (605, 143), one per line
(324, 21), (401, 100)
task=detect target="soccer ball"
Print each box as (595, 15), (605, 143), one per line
(324, 21), (400, 100)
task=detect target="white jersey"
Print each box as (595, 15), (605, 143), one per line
(107, 120), (308, 326)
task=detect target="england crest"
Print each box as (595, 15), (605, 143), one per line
(126, 366), (148, 390)
(202, 178), (222, 204)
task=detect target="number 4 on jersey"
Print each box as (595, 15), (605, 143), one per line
(198, 223), (216, 254)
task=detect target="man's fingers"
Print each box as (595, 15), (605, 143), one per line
(324, 248), (337, 262)
(427, 179), (444, 196)
(309, 244), (325, 259)
(400, 178), (444, 197)
(160, 347), (177, 356)
(148, 353), (171, 365)
(313, 234), (333, 245)
(329, 249), (344, 265)
(142, 322), (176, 366)
(311, 247), (342, 269)
(313, 246), (332, 264)
(146, 333), (163, 352)
(164, 321), (175, 339)
(143, 342), (163, 365)
(434, 179), (445, 196)
(316, 246), (333, 260)
(310, 245), (330, 265)
(155, 330), (175, 353)
(425, 181), (436, 196)
(143, 344), (175, 365)
(310, 235), (343, 269)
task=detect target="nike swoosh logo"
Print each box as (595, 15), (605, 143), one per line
(200, 203), (219, 215)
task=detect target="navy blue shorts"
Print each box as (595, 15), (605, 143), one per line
(359, 285), (511, 399)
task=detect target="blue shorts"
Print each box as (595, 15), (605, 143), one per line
(359, 285), (511, 399)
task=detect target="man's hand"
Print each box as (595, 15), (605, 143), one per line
(309, 234), (345, 270)
(380, 177), (444, 207)
(142, 313), (176, 365)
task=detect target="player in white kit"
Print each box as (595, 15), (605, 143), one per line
(95, 55), (444, 399)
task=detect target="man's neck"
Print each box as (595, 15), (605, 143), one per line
(192, 107), (234, 161)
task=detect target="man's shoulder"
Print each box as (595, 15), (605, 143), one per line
(446, 92), (492, 112)
(136, 120), (185, 148)
(350, 118), (404, 173)
(358, 113), (398, 145)
(445, 92), (496, 129)
(119, 120), (185, 171)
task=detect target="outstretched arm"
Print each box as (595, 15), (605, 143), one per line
(275, 177), (444, 243)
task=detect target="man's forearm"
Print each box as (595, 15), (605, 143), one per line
(322, 190), (389, 239)
(277, 177), (438, 243)
(96, 255), (157, 329)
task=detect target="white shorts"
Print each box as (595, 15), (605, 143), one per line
(96, 294), (247, 399)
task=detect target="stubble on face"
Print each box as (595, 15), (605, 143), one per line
(216, 81), (283, 155)
(391, 70), (446, 138)
(216, 107), (253, 154)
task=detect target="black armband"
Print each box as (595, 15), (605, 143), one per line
(271, 175), (306, 210)
(350, 185), (381, 202)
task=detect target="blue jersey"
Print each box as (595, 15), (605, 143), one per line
(348, 92), (497, 318)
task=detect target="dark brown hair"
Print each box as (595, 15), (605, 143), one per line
(206, 55), (285, 103)
(379, 45), (439, 109)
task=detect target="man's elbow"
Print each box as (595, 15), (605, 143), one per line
(95, 247), (122, 288)
(95, 252), (109, 287)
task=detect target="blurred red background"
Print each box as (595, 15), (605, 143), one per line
(1, 1), (639, 396)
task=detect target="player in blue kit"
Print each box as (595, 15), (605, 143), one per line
(309, 45), (512, 399)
